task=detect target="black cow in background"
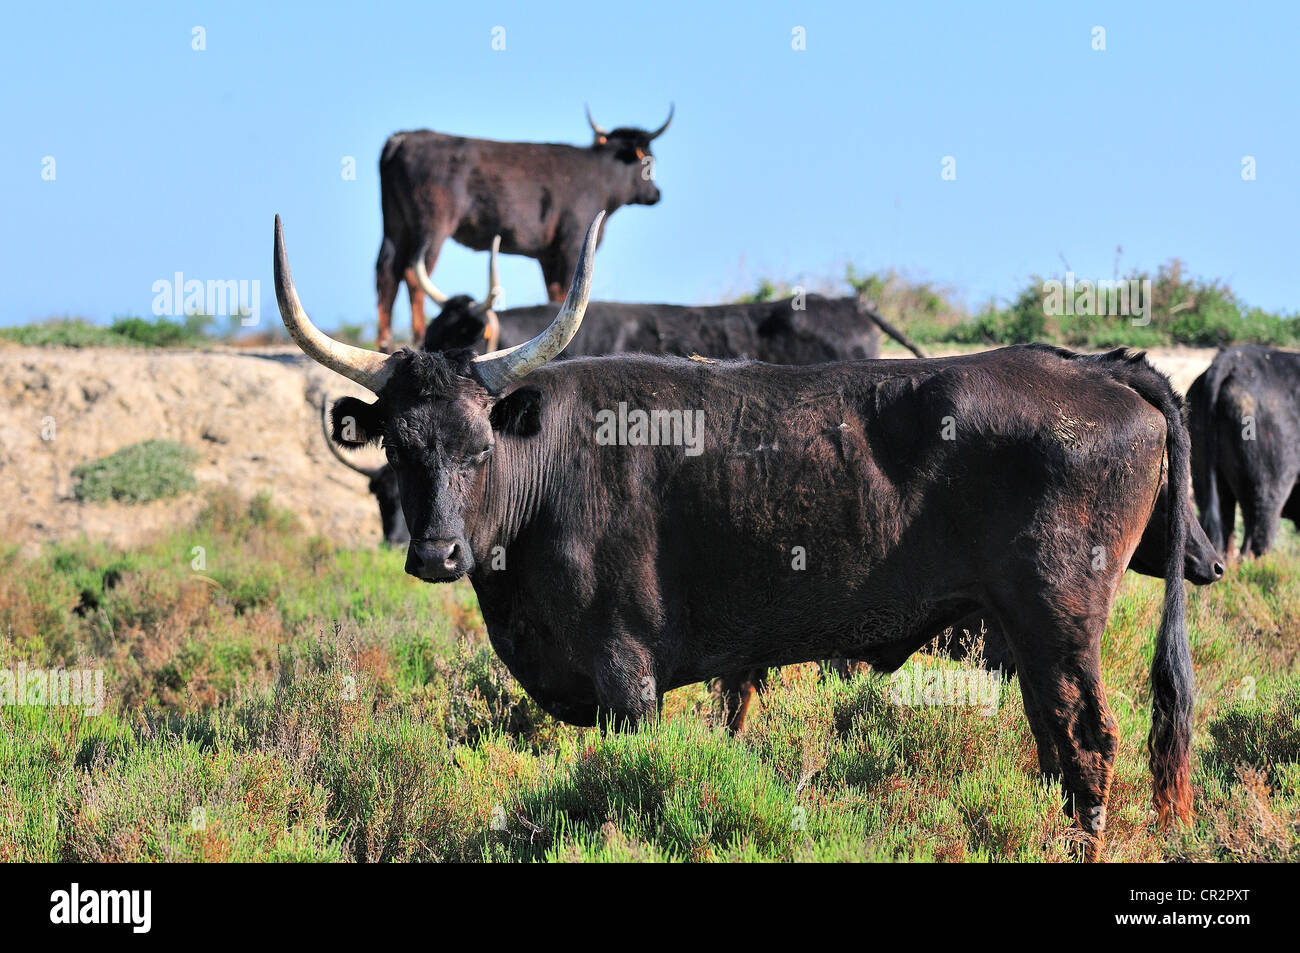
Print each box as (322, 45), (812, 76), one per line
(1189, 345), (1300, 557)
(418, 237), (929, 362)
(375, 105), (673, 352)
(319, 397), (409, 546)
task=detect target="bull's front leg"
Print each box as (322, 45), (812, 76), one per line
(592, 630), (660, 732)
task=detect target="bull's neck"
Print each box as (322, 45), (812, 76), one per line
(471, 389), (575, 556)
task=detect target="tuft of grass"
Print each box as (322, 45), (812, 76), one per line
(72, 439), (199, 504)
(108, 313), (213, 348)
(1202, 685), (1300, 786)
(507, 718), (802, 861)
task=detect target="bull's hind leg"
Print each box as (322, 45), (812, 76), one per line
(1239, 484), (1285, 558)
(713, 667), (769, 733)
(1012, 666), (1062, 781)
(405, 230), (452, 349)
(375, 236), (403, 354)
(989, 592), (1118, 862)
(1214, 478), (1236, 556)
(987, 605), (1063, 790)
(1283, 483), (1300, 534)
(404, 268), (427, 345)
(539, 247), (570, 303)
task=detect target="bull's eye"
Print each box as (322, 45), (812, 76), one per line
(475, 444), (494, 462)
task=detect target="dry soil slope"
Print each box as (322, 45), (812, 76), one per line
(0, 344), (383, 553)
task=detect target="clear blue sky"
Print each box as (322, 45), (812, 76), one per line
(2, 1), (1296, 334)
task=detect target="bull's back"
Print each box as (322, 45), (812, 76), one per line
(1211, 348), (1300, 481)
(380, 133), (590, 250)
(495, 296), (870, 364)
(544, 348), (1170, 675)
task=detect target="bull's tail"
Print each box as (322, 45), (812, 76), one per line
(1101, 349), (1195, 827)
(856, 295), (927, 358)
(1192, 350), (1235, 552)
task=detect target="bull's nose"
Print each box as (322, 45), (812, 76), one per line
(1212, 561), (1225, 579)
(407, 539), (465, 580)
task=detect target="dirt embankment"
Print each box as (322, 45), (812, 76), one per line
(0, 343), (1217, 554)
(0, 344), (383, 553)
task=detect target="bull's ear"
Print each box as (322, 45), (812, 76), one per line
(490, 388), (542, 437)
(331, 396), (382, 446)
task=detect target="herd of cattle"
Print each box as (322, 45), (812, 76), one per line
(273, 107), (1299, 860)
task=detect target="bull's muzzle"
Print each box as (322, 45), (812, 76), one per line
(406, 538), (472, 581)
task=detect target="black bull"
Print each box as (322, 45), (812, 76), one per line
(277, 213), (1201, 858)
(1189, 345), (1300, 558)
(375, 106), (672, 352)
(415, 274), (1220, 721)
(422, 285), (1220, 723)
(423, 292), (929, 366)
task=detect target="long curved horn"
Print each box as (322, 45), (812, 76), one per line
(274, 216), (391, 392)
(585, 103), (608, 136)
(471, 235), (503, 351)
(473, 211), (603, 393)
(320, 396), (379, 477)
(413, 242), (449, 304)
(648, 103), (674, 141)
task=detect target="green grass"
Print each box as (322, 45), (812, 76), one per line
(0, 314), (217, 349)
(0, 318), (130, 348)
(745, 257), (1300, 351)
(71, 439), (199, 504)
(1, 491), (1298, 862)
(0, 314), (374, 350)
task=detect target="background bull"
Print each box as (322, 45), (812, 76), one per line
(1189, 345), (1300, 557)
(375, 105), (672, 352)
(418, 238), (928, 364)
(319, 397), (409, 546)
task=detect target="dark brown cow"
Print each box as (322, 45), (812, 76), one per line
(1189, 345), (1300, 558)
(277, 212), (1197, 860)
(418, 239), (928, 364)
(375, 105), (672, 352)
